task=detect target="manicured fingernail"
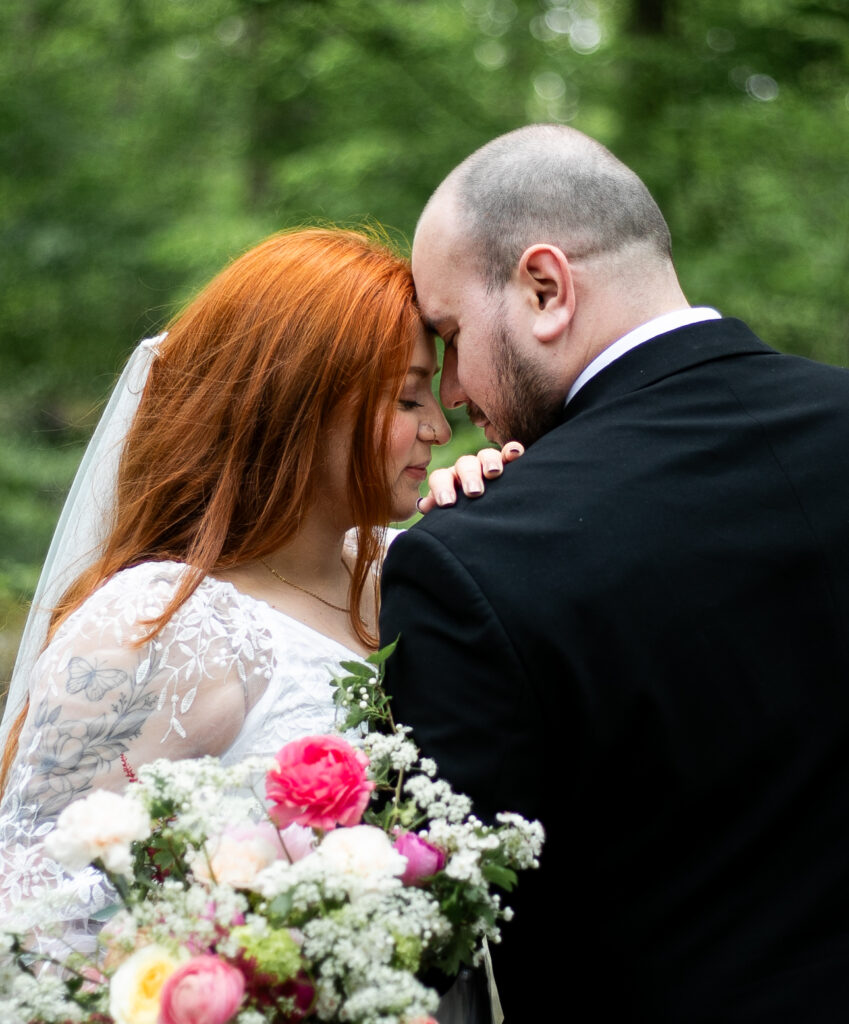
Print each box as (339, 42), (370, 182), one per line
(506, 444), (523, 455)
(436, 491), (455, 506)
(484, 461), (502, 475)
(466, 482), (483, 495)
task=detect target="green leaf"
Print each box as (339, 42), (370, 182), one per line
(338, 659), (375, 678)
(267, 892), (294, 922)
(367, 636), (399, 665)
(153, 848), (177, 869)
(482, 863), (517, 891)
(90, 902), (122, 923)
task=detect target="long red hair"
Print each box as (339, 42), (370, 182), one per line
(1, 228), (419, 791)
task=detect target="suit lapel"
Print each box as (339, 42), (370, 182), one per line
(561, 318), (774, 423)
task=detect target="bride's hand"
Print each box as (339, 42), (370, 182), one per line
(416, 442), (525, 514)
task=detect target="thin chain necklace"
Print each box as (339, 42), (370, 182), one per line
(259, 557), (350, 613)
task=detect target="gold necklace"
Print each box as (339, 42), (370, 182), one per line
(259, 557), (350, 613)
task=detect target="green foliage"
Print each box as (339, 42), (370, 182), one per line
(1, 0), (847, 675)
(332, 635), (399, 733)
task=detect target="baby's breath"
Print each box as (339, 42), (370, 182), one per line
(2, 641), (543, 1024)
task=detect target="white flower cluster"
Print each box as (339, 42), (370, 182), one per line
(404, 774), (472, 823)
(363, 730), (420, 773)
(304, 889), (445, 1024)
(495, 812), (546, 870)
(236, 1010), (267, 1024)
(130, 878), (249, 950)
(324, 964), (437, 1024)
(0, 962), (85, 1023)
(135, 754), (273, 839)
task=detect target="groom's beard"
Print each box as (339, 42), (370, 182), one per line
(490, 323), (564, 448)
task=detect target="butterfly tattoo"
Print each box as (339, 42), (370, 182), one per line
(65, 656), (129, 701)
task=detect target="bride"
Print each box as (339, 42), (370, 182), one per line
(0, 228), (516, 998)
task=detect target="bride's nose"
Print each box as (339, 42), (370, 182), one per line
(418, 407), (451, 445)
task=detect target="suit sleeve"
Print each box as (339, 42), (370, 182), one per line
(379, 524), (550, 1020)
(379, 524), (540, 822)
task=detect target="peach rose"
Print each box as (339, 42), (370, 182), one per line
(190, 822), (284, 888)
(265, 735), (374, 831)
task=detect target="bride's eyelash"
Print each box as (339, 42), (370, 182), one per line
(398, 399), (424, 411)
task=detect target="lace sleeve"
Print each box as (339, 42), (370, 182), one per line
(0, 562), (271, 952)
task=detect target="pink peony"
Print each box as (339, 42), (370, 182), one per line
(158, 955), (244, 1024)
(265, 735), (375, 831)
(393, 832), (446, 886)
(278, 823), (317, 862)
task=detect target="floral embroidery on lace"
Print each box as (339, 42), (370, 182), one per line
(0, 559), (364, 948)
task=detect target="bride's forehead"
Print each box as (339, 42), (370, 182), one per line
(408, 329), (438, 370)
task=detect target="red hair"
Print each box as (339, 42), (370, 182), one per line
(1, 228), (419, 791)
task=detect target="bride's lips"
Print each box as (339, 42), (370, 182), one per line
(404, 463), (429, 482)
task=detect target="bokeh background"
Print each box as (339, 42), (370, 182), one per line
(1, 0), (848, 691)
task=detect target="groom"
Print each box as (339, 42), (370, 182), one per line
(379, 124), (849, 1022)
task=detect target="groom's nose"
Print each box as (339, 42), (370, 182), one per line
(439, 345), (468, 410)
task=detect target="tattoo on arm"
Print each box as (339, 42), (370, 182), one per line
(25, 655), (161, 822)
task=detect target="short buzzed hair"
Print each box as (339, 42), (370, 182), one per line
(447, 124), (672, 289)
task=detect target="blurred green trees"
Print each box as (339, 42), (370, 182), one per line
(1, 0), (848, 677)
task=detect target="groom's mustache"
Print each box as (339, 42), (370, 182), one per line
(465, 400), (488, 427)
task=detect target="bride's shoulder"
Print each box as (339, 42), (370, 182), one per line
(57, 560), (257, 641)
(79, 560), (188, 614)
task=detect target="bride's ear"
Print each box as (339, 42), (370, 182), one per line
(517, 245), (575, 344)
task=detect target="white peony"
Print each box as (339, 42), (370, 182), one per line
(44, 789), (151, 877)
(315, 825), (407, 887)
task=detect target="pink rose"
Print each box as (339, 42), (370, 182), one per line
(265, 735), (375, 831)
(158, 955), (244, 1024)
(393, 832), (446, 885)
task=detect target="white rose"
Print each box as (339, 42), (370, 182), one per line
(315, 825), (406, 886)
(190, 821), (285, 888)
(44, 789), (151, 877)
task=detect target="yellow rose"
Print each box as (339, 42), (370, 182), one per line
(109, 944), (185, 1024)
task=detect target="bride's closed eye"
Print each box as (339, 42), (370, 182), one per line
(398, 399), (424, 411)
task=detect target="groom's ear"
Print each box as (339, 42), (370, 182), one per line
(516, 245), (575, 344)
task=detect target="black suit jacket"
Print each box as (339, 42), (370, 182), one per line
(380, 319), (849, 1022)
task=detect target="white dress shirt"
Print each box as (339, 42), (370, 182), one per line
(566, 307), (722, 405)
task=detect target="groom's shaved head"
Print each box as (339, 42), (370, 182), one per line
(424, 123), (672, 289)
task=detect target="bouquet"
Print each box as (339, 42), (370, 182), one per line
(0, 642), (544, 1024)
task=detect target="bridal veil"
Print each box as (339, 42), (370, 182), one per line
(0, 335), (163, 752)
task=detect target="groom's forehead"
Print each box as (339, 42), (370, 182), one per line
(413, 209), (479, 300)
(414, 189), (468, 257)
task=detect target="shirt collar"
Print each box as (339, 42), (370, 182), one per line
(566, 307), (722, 405)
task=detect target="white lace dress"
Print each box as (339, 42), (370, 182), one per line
(0, 559), (364, 954)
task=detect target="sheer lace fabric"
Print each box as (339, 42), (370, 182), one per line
(0, 559), (363, 953)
